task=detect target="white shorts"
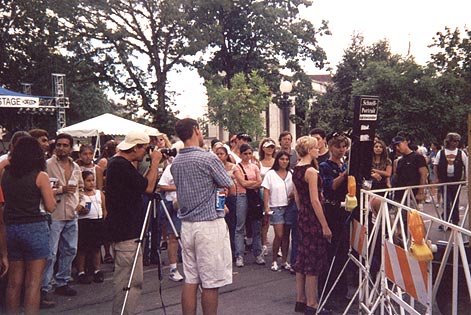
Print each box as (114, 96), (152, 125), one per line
(181, 218), (233, 289)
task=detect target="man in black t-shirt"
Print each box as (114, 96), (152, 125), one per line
(105, 131), (161, 315)
(309, 127), (330, 165)
(392, 136), (428, 204)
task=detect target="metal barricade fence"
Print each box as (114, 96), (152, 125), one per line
(338, 181), (470, 315)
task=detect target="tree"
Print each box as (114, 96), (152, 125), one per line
(313, 34), (370, 132)
(196, 0), (328, 104)
(315, 32), (471, 144)
(55, 0), (214, 135)
(205, 71), (271, 137)
(0, 0), (111, 134)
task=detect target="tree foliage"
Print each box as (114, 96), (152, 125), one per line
(205, 71), (270, 137)
(54, 0), (215, 135)
(0, 0), (111, 134)
(196, 0), (329, 88)
(313, 31), (471, 145)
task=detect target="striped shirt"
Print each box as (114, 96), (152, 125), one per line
(171, 146), (232, 222)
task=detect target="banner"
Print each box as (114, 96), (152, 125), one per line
(0, 95), (40, 108)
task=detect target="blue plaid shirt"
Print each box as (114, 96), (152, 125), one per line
(171, 146), (232, 222)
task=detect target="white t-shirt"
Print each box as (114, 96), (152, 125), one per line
(433, 148), (468, 178)
(259, 165), (271, 179)
(158, 164), (177, 202)
(81, 190), (103, 219)
(261, 169), (293, 207)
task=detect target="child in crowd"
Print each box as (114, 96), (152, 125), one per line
(76, 170), (107, 284)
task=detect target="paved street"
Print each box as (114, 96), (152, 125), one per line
(39, 255), (353, 315)
(38, 188), (471, 315)
(40, 236), (359, 315)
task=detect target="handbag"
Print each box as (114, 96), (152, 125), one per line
(238, 163), (264, 220)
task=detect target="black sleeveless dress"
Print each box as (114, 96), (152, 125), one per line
(292, 164), (329, 275)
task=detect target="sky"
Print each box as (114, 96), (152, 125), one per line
(170, 0), (470, 119)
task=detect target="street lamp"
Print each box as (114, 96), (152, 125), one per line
(279, 81), (292, 132)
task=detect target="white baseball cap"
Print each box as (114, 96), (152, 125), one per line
(117, 131), (150, 151)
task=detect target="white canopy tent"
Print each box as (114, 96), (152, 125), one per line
(58, 113), (159, 137)
(57, 113), (160, 157)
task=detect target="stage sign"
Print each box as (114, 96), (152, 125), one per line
(0, 95), (40, 108)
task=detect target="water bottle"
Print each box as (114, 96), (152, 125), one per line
(216, 188), (226, 217)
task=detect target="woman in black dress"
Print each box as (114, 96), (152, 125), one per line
(292, 136), (332, 315)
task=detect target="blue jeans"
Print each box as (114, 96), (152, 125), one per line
(235, 194), (262, 258)
(42, 218), (78, 292)
(224, 195), (237, 258)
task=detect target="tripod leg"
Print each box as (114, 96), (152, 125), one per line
(160, 199), (183, 249)
(118, 197), (153, 315)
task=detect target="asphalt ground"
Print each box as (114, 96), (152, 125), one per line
(38, 235), (359, 315)
(30, 187), (470, 314)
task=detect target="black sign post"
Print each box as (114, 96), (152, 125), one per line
(349, 95), (379, 183)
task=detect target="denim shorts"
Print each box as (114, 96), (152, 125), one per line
(7, 220), (50, 261)
(270, 206), (286, 225)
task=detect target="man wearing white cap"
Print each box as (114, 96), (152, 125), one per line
(104, 130), (162, 315)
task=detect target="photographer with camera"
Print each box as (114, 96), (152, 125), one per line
(171, 118), (233, 315)
(138, 131), (177, 265)
(104, 130), (162, 315)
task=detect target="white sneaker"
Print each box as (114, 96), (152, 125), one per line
(262, 245), (268, 256)
(271, 261), (280, 271)
(236, 256), (244, 267)
(255, 255), (266, 265)
(169, 268), (184, 282)
(281, 262), (291, 271)
(277, 248), (282, 257)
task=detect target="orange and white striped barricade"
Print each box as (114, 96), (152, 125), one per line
(383, 240), (431, 307)
(350, 219), (368, 259)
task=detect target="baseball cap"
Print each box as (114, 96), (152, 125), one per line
(391, 136), (406, 146)
(117, 131), (150, 151)
(237, 133), (252, 142)
(263, 140), (276, 148)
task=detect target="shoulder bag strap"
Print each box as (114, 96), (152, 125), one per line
(238, 163), (249, 181)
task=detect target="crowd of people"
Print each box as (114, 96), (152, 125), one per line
(0, 121), (467, 315)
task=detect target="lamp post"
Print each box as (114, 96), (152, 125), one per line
(279, 81), (292, 132)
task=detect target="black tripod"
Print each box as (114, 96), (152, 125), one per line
(120, 192), (182, 315)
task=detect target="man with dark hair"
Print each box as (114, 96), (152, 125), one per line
(278, 131), (298, 167)
(41, 133), (83, 305)
(433, 132), (467, 225)
(171, 118), (233, 315)
(105, 130), (162, 315)
(309, 128), (330, 164)
(29, 129), (50, 153)
(229, 133), (252, 163)
(392, 135), (428, 204)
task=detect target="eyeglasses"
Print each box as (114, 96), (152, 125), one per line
(242, 152), (253, 155)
